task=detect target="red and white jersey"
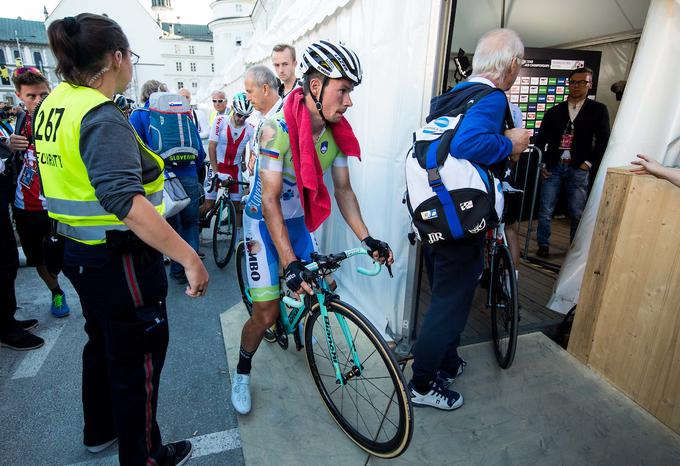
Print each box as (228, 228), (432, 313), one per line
(209, 115), (254, 167)
(14, 115), (47, 211)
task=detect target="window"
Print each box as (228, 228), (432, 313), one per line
(177, 81), (184, 90)
(236, 4), (243, 13)
(189, 45), (195, 55)
(235, 38), (242, 47)
(190, 62), (196, 72)
(13, 50), (21, 61)
(0, 50), (5, 65)
(211, 63), (215, 73)
(191, 81), (198, 89)
(174, 45), (181, 54)
(176, 62), (182, 71)
(33, 51), (44, 68)
(210, 46), (214, 55)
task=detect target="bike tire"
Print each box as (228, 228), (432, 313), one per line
(305, 299), (413, 458)
(490, 244), (519, 369)
(213, 198), (237, 268)
(235, 241), (276, 343)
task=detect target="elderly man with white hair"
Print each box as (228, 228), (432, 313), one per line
(408, 28), (530, 411)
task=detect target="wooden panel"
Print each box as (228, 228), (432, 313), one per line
(568, 169), (632, 362)
(569, 168), (680, 435)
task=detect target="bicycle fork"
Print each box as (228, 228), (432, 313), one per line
(317, 293), (363, 385)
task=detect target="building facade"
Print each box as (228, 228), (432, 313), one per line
(0, 17), (57, 104)
(208, 0), (255, 75)
(160, 22), (214, 95)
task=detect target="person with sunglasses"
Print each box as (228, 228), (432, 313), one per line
(37, 13), (208, 464)
(208, 90), (228, 128)
(535, 67), (610, 257)
(4, 66), (73, 326)
(200, 92), (254, 226)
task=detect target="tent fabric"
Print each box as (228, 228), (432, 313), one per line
(206, 0), (440, 336)
(548, 0), (680, 313)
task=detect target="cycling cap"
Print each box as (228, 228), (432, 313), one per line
(299, 40), (362, 85)
(232, 92), (253, 116)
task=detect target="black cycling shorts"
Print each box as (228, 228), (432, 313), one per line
(13, 208), (50, 267)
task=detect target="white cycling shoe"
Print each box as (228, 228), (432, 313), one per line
(231, 372), (252, 414)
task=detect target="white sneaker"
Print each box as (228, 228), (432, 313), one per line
(436, 359), (467, 388)
(86, 438), (117, 454)
(408, 381), (463, 411)
(231, 372), (251, 414)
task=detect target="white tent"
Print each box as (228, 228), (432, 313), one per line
(206, 0), (675, 338)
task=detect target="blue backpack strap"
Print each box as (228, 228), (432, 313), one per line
(426, 140), (464, 239)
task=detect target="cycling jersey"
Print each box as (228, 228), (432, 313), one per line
(244, 110), (347, 221)
(209, 115), (254, 167)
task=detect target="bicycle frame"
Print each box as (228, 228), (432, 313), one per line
(485, 223), (508, 308)
(244, 248), (381, 386)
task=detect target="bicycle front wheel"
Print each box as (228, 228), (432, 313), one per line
(213, 198), (237, 268)
(305, 300), (412, 458)
(490, 244), (519, 369)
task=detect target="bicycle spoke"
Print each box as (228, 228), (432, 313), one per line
(357, 377), (400, 432)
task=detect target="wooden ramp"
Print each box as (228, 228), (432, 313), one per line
(416, 217), (572, 345)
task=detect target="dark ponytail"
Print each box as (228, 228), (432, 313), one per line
(47, 13), (129, 86)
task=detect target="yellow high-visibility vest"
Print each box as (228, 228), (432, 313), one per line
(35, 82), (165, 245)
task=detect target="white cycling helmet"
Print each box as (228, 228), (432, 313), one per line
(232, 92), (253, 116)
(299, 40), (362, 85)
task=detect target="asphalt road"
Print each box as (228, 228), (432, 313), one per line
(0, 241), (245, 465)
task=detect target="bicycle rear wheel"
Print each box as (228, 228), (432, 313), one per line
(490, 244), (519, 369)
(213, 198), (237, 268)
(235, 241), (276, 343)
(305, 300), (412, 458)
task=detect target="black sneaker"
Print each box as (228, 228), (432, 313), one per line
(0, 327), (45, 351)
(16, 319), (39, 331)
(162, 440), (192, 466)
(536, 245), (550, 258)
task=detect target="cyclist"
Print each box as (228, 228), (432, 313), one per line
(200, 92), (254, 227)
(232, 40), (393, 415)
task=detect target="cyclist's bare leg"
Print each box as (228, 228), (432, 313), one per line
(505, 222), (520, 273)
(199, 199), (215, 219)
(241, 299), (280, 353)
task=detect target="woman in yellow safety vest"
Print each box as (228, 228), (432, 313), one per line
(37, 13), (208, 465)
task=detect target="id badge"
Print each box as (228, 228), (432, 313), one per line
(19, 166), (35, 188)
(559, 133), (573, 150)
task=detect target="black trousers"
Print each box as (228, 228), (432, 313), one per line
(412, 237), (484, 388)
(0, 188), (19, 336)
(63, 239), (169, 466)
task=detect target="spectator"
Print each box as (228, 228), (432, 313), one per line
(179, 87), (208, 139)
(130, 81), (206, 284)
(534, 67), (610, 257)
(209, 90), (228, 128)
(409, 28), (529, 411)
(272, 43), (302, 100)
(7, 66), (71, 319)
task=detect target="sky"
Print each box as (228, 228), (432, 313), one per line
(2, 0), (214, 24)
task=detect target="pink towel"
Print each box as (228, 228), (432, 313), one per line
(283, 88), (361, 232)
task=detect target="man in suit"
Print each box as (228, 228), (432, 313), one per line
(535, 67), (610, 257)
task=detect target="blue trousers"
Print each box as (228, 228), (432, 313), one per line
(411, 237), (484, 388)
(536, 164), (589, 246)
(166, 174), (201, 276)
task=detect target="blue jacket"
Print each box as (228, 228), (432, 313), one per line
(447, 81), (513, 166)
(129, 101), (205, 178)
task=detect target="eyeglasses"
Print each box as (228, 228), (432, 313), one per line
(128, 50), (140, 65)
(212, 99), (225, 103)
(569, 80), (591, 87)
(12, 66), (44, 78)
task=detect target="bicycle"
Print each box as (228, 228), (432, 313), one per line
(235, 244), (413, 458)
(484, 221), (520, 369)
(201, 175), (249, 268)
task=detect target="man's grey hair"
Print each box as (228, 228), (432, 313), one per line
(471, 28), (524, 84)
(211, 90), (226, 99)
(246, 65), (279, 89)
(140, 80), (168, 103)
